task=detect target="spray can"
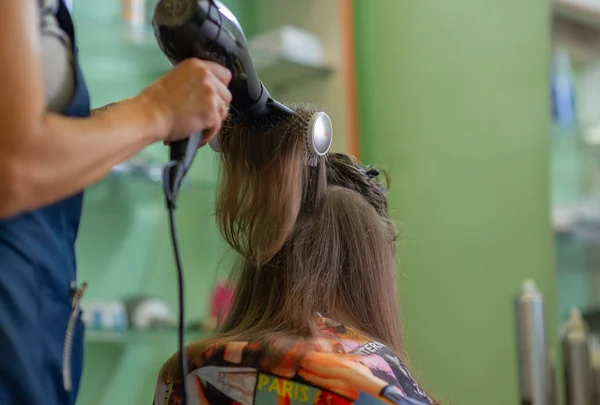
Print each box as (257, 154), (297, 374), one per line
(548, 349), (557, 405)
(591, 349), (600, 405)
(515, 279), (549, 405)
(563, 308), (592, 405)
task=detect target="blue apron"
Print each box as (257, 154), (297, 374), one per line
(0, 1), (90, 404)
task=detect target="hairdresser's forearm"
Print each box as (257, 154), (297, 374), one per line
(0, 96), (163, 219)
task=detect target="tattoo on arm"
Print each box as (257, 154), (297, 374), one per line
(91, 102), (118, 116)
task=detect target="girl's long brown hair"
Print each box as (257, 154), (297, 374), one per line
(162, 104), (416, 391)
(213, 104), (402, 350)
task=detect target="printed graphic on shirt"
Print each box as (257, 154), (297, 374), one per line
(350, 342), (431, 404)
(312, 318), (432, 405)
(153, 380), (171, 405)
(154, 317), (431, 405)
(192, 366), (256, 405)
(255, 373), (352, 405)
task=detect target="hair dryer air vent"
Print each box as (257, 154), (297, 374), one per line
(154, 0), (197, 26)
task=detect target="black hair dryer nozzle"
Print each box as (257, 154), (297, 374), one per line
(154, 0), (293, 201)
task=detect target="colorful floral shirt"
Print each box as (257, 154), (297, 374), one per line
(154, 317), (433, 405)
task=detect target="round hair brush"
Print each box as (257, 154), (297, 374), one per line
(210, 104), (333, 167)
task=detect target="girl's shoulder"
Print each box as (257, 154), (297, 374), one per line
(154, 318), (432, 405)
(314, 316), (433, 405)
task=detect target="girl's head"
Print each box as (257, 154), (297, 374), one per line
(214, 104), (404, 352)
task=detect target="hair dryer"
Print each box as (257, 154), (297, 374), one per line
(153, 0), (293, 199)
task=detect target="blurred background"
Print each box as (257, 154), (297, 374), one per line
(67, 0), (597, 404)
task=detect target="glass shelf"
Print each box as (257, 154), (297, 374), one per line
(111, 159), (163, 182)
(553, 0), (600, 63)
(553, 0), (600, 30)
(554, 198), (600, 319)
(552, 198), (600, 234)
(108, 158), (218, 191)
(252, 54), (333, 92)
(80, 327), (209, 405)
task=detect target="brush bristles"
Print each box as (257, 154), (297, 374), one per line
(306, 155), (319, 167)
(218, 103), (326, 168)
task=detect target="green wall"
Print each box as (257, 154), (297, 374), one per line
(352, 2), (556, 405)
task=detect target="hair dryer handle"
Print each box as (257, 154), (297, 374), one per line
(166, 132), (204, 201)
(169, 133), (204, 165)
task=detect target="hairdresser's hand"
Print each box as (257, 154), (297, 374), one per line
(137, 58), (232, 145)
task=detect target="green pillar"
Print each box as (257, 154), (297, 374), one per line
(353, 2), (555, 405)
